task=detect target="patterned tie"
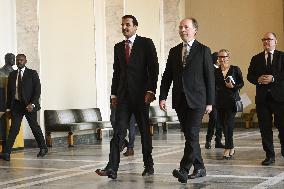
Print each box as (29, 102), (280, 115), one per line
(182, 43), (189, 68)
(17, 69), (22, 100)
(125, 40), (131, 64)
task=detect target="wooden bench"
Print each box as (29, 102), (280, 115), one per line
(44, 108), (112, 147)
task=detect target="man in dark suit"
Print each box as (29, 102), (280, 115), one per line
(159, 18), (215, 183)
(247, 32), (284, 165)
(0, 54), (48, 161)
(95, 15), (159, 179)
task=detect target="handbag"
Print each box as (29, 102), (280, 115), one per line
(235, 100), (243, 112)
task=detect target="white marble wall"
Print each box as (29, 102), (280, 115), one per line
(16, 0), (39, 72)
(105, 0), (124, 102)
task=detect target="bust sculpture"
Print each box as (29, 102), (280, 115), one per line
(0, 53), (15, 77)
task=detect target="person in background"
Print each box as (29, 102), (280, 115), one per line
(215, 49), (244, 160)
(159, 17), (215, 183)
(0, 54), (48, 161)
(110, 106), (136, 156)
(205, 52), (224, 149)
(247, 32), (284, 165)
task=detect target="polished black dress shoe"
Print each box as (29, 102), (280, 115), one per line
(0, 153), (10, 161)
(261, 157), (275, 166)
(172, 168), (188, 183)
(37, 148), (48, 157)
(142, 167), (154, 176)
(95, 168), (117, 179)
(205, 141), (211, 149)
(215, 142), (225, 148)
(188, 168), (206, 179)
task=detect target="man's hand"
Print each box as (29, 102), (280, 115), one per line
(258, 75), (273, 84)
(225, 80), (234, 88)
(5, 110), (12, 119)
(111, 98), (118, 108)
(145, 92), (155, 104)
(205, 105), (212, 114)
(26, 104), (34, 112)
(159, 100), (167, 111)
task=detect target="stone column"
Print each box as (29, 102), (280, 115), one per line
(16, 0), (40, 72)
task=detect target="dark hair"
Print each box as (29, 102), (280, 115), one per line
(16, 54), (26, 59)
(188, 17), (198, 30)
(211, 52), (218, 64)
(122, 15), (138, 26)
(5, 53), (15, 61)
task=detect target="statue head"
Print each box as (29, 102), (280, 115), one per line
(4, 53), (15, 67)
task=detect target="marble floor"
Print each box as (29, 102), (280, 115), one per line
(0, 128), (284, 189)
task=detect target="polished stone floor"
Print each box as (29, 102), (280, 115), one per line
(0, 128), (284, 189)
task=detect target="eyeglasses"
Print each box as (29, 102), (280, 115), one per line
(217, 56), (228, 58)
(261, 38), (274, 42)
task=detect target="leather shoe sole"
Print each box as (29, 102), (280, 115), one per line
(37, 148), (48, 157)
(142, 168), (154, 176)
(261, 158), (275, 166)
(95, 168), (117, 179)
(188, 169), (206, 179)
(172, 169), (188, 183)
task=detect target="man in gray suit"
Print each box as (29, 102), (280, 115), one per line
(159, 18), (215, 183)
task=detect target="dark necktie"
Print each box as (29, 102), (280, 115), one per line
(267, 52), (272, 73)
(182, 43), (189, 67)
(17, 69), (22, 100)
(125, 40), (131, 64)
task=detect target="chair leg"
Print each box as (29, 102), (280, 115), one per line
(68, 132), (74, 147)
(46, 132), (52, 147)
(162, 122), (167, 132)
(150, 124), (154, 136)
(96, 129), (102, 140)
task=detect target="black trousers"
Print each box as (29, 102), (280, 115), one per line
(4, 100), (47, 154)
(107, 98), (153, 171)
(256, 93), (284, 159)
(217, 108), (236, 149)
(176, 93), (205, 172)
(206, 106), (222, 142)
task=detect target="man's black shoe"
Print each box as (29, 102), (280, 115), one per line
(215, 142), (225, 148)
(205, 141), (211, 149)
(95, 168), (117, 179)
(0, 153), (10, 161)
(37, 148), (48, 157)
(142, 167), (154, 176)
(188, 168), (206, 179)
(261, 158), (275, 166)
(172, 168), (188, 183)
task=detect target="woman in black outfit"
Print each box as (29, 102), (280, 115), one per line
(215, 49), (244, 159)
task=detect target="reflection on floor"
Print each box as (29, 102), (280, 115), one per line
(0, 128), (284, 189)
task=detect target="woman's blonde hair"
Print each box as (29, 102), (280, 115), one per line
(218, 49), (230, 57)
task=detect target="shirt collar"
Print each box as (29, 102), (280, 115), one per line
(125, 34), (137, 44)
(265, 49), (275, 55)
(183, 39), (195, 47)
(19, 67), (26, 72)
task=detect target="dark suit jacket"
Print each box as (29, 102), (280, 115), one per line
(6, 67), (41, 111)
(215, 65), (244, 109)
(159, 40), (215, 109)
(247, 50), (284, 103)
(111, 35), (159, 105)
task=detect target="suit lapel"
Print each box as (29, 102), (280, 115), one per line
(128, 36), (141, 64)
(185, 40), (199, 69)
(272, 50), (280, 72)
